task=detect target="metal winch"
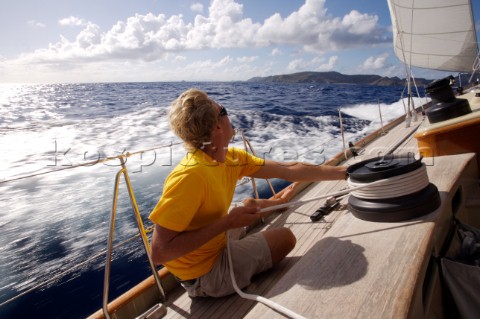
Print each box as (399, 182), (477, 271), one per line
(347, 154), (441, 222)
(425, 77), (472, 124)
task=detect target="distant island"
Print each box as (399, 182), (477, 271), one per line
(246, 71), (433, 86)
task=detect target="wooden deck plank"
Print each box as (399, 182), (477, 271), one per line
(355, 116), (423, 159)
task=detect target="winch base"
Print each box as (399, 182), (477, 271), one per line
(348, 183), (441, 222)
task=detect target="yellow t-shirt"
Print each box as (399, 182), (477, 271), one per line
(149, 147), (265, 280)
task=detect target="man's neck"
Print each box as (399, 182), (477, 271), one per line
(202, 144), (227, 163)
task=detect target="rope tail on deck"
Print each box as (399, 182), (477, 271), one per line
(227, 236), (308, 319)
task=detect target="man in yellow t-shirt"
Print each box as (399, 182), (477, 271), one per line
(149, 88), (347, 297)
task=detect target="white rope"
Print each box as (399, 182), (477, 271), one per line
(348, 164), (429, 199)
(227, 236), (308, 319)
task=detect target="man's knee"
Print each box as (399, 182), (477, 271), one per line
(279, 227), (296, 250)
(263, 228), (296, 264)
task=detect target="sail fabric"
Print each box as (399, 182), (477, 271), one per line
(388, 0), (479, 72)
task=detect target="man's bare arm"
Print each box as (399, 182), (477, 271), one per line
(251, 159), (347, 182)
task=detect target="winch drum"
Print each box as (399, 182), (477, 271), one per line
(347, 155), (441, 222)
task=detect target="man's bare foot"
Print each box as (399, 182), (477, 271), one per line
(272, 182), (298, 203)
(241, 182), (300, 209)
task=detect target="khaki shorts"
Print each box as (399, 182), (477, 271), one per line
(182, 232), (272, 298)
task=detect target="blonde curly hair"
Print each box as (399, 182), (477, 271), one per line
(168, 88), (219, 150)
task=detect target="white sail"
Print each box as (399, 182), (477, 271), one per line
(388, 0), (479, 72)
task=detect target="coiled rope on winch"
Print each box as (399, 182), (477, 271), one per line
(348, 164), (429, 199)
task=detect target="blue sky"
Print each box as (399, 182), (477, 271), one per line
(1, 0), (479, 83)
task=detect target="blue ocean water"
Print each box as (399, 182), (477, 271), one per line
(0, 81), (425, 318)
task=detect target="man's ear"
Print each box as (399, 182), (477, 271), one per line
(213, 122), (223, 131)
(210, 125), (221, 140)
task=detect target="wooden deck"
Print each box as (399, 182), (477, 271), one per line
(157, 114), (480, 318)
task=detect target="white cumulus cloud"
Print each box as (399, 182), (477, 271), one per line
(257, 0), (388, 52)
(271, 48), (282, 56)
(183, 56), (233, 71)
(174, 55), (186, 62)
(27, 20), (46, 28)
(287, 55), (338, 72)
(316, 56), (338, 71)
(342, 10), (377, 35)
(360, 53), (389, 70)
(287, 58), (307, 71)
(59, 16), (87, 27)
(237, 56), (258, 63)
(190, 3), (204, 13)
(9, 0), (390, 71)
